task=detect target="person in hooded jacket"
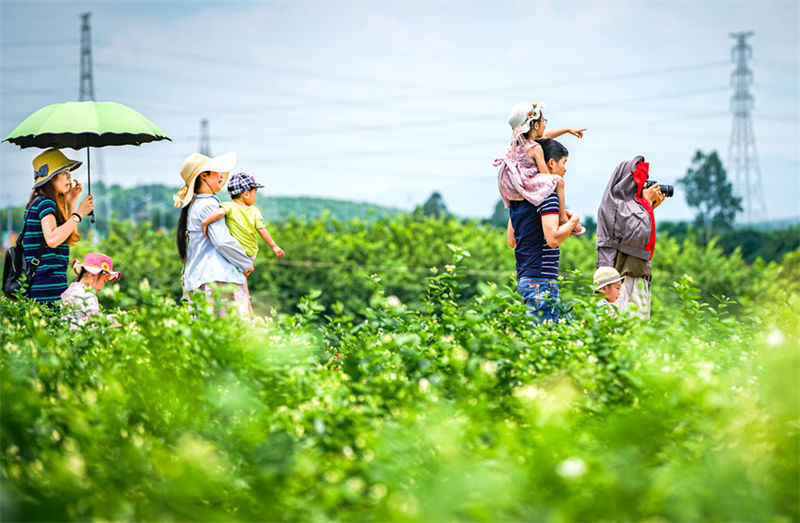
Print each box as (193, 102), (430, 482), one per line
(596, 156), (666, 319)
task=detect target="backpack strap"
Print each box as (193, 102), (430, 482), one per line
(19, 196), (49, 271)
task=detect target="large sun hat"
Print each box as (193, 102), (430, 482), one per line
(71, 252), (121, 282)
(173, 151), (237, 208)
(32, 148), (82, 188)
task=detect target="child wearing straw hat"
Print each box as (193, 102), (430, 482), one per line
(61, 252), (121, 325)
(593, 266), (624, 309)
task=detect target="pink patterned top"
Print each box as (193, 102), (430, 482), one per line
(494, 141), (559, 208)
(60, 282), (100, 325)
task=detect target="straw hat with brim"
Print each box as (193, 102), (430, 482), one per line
(593, 266), (625, 290)
(173, 151), (237, 208)
(32, 148), (82, 188)
(72, 253), (121, 282)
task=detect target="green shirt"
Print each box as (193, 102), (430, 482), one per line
(222, 202), (265, 257)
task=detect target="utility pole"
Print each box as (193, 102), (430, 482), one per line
(199, 119), (212, 156)
(728, 31), (767, 223)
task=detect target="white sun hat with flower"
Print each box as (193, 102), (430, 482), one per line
(508, 100), (545, 135)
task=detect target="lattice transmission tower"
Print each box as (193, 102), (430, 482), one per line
(199, 119), (212, 156)
(79, 13), (95, 101)
(728, 31), (766, 222)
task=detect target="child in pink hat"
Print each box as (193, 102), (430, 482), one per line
(61, 252), (121, 325)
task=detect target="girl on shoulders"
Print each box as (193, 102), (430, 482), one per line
(494, 101), (586, 235)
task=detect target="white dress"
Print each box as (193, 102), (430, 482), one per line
(60, 282), (100, 325)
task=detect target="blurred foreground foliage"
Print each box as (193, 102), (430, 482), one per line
(2, 225), (799, 520)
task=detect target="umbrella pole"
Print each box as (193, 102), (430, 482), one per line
(87, 148), (95, 224)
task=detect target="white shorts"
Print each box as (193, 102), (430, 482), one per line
(617, 276), (651, 319)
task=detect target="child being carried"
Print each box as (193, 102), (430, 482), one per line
(201, 172), (285, 261)
(494, 101), (586, 235)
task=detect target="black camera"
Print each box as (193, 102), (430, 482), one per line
(643, 180), (674, 198)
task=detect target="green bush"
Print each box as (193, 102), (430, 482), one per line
(1, 241), (798, 521)
(72, 216), (765, 320)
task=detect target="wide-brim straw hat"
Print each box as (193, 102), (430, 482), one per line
(32, 148), (82, 188)
(173, 151), (237, 208)
(71, 252), (121, 282)
(593, 266), (624, 290)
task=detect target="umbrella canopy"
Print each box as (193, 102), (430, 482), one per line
(3, 101), (170, 149)
(3, 101), (171, 224)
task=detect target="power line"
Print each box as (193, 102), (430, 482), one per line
(92, 39), (437, 94)
(0, 40), (77, 47)
(86, 56), (730, 115)
(93, 38), (730, 97)
(0, 64), (76, 72)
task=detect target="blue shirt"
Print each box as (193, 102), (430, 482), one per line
(509, 192), (560, 281)
(181, 194), (253, 291)
(22, 197), (70, 303)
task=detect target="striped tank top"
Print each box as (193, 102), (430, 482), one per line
(22, 197), (70, 303)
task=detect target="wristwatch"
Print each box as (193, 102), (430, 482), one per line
(71, 213), (81, 223)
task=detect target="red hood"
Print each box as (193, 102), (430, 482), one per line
(632, 162), (656, 259)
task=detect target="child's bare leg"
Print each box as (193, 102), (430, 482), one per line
(556, 176), (568, 225)
(555, 176), (584, 234)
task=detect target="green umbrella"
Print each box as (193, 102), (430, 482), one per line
(3, 101), (171, 222)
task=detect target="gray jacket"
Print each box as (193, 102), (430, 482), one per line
(596, 155), (653, 267)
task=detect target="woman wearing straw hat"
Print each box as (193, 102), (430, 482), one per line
(174, 151), (254, 315)
(21, 149), (94, 305)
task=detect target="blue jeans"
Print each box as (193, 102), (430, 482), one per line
(517, 277), (563, 324)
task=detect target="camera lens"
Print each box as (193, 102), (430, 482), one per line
(660, 184), (674, 198)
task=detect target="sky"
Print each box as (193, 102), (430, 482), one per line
(1, 0), (798, 223)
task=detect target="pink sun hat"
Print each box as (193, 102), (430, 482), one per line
(71, 252), (121, 282)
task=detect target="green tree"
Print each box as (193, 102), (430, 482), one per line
(678, 150), (742, 240)
(489, 199), (508, 228)
(419, 191), (449, 219)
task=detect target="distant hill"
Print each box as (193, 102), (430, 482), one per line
(237, 196), (405, 222)
(0, 183), (407, 241)
(736, 217), (800, 231)
(110, 184), (404, 222)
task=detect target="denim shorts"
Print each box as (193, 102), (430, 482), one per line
(517, 277), (563, 324)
